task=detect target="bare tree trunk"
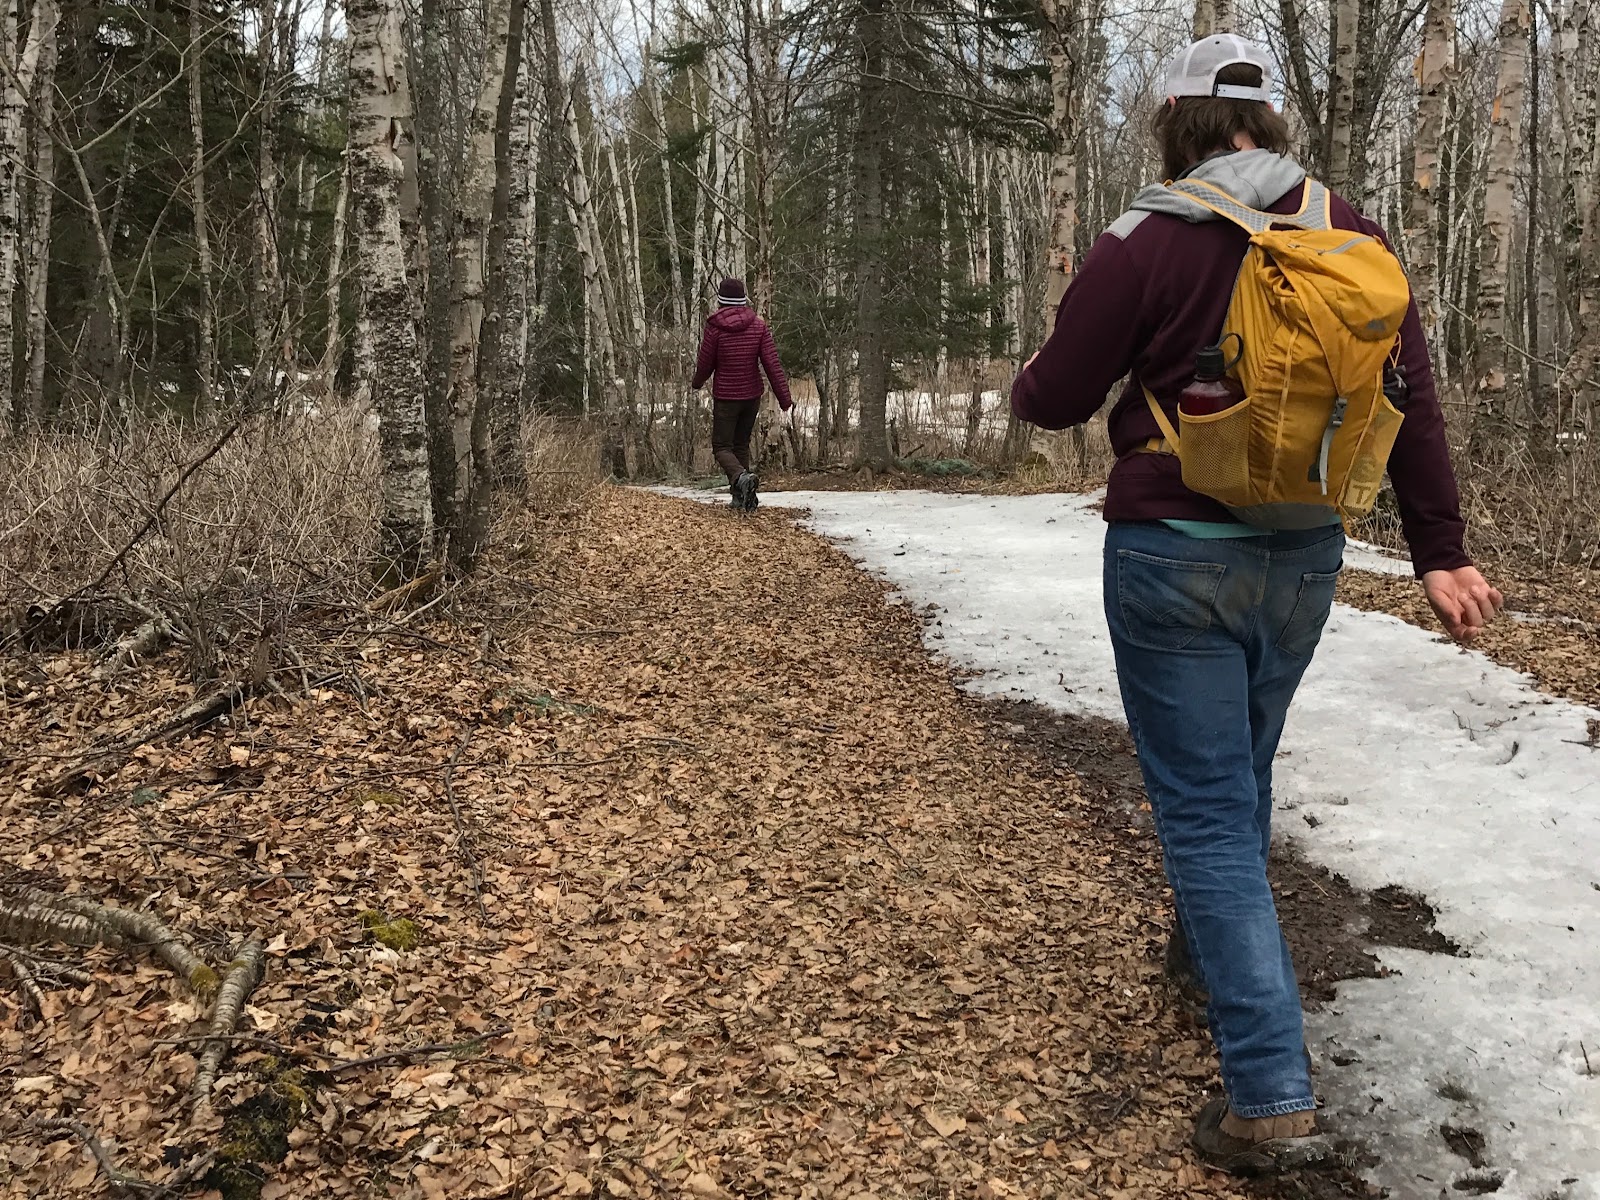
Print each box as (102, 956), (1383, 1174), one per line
(0, 0), (30, 425)
(1552, 0), (1600, 399)
(187, 0), (217, 414)
(1192, 0), (1231, 37)
(740, 0), (778, 315)
(490, 13), (534, 489)
(321, 154), (351, 393)
(965, 138), (989, 458)
(444, 0), (515, 564)
(19, 0), (55, 426)
(1408, 0), (1453, 349)
(1327, 0), (1358, 191)
(1039, 0), (1079, 338)
(252, 0), (287, 391)
(1475, 0), (1533, 426)
(642, 42), (687, 334)
(853, 0), (891, 469)
(1525, 6), (1548, 451)
(347, 0), (433, 575)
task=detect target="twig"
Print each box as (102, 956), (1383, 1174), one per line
(442, 728), (488, 920)
(324, 1026), (512, 1075)
(1584, 1042), (1593, 1077)
(76, 418), (245, 599)
(145, 1148), (217, 1200)
(38, 1118), (151, 1195)
(0, 946), (45, 1019)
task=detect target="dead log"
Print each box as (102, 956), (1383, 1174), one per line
(0, 946), (45, 1021)
(91, 617), (178, 681)
(367, 565), (443, 615)
(190, 941), (264, 1120)
(0, 887), (220, 995)
(44, 681), (249, 795)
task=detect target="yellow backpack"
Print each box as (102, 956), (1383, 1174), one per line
(1141, 177), (1412, 528)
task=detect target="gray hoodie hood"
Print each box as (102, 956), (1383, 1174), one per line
(1109, 150), (1307, 237)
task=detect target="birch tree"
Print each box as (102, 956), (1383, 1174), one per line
(347, 0), (433, 574)
(1475, 0), (1533, 420)
(441, 0), (516, 542)
(17, 0), (54, 426)
(0, 0), (28, 424)
(1408, 0), (1453, 348)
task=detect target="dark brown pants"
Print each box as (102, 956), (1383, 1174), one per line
(711, 399), (759, 483)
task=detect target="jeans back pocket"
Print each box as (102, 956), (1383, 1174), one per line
(1116, 549), (1227, 652)
(1276, 569), (1341, 658)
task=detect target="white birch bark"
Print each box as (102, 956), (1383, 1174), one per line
(1328, 0), (1359, 190)
(347, 0), (432, 572)
(252, 0), (287, 382)
(187, 0), (217, 412)
(443, 0), (514, 527)
(19, 0), (55, 425)
(1408, 0), (1453, 347)
(320, 153), (351, 393)
(1476, 0), (1533, 403)
(1039, 0), (1079, 340)
(0, 0), (29, 424)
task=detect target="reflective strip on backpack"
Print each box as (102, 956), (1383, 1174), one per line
(1165, 178), (1331, 235)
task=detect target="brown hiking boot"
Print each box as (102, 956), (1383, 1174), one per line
(1191, 1098), (1332, 1175)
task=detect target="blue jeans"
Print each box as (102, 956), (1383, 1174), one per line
(1103, 520), (1344, 1118)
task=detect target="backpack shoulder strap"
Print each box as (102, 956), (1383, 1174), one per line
(1142, 385), (1181, 451)
(1166, 176), (1332, 235)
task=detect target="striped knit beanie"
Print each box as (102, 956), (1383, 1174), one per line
(717, 277), (749, 307)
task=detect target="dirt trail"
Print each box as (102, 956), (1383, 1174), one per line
(4, 487), (1386, 1198)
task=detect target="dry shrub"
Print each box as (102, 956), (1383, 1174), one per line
(1455, 445), (1600, 568)
(0, 403), (380, 677)
(512, 413), (607, 512)
(0, 405), (379, 607)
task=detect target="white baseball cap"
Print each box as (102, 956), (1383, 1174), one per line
(1166, 34), (1275, 102)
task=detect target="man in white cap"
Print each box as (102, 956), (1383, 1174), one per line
(1011, 34), (1502, 1174)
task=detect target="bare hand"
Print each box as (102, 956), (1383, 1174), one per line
(1422, 566), (1504, 644)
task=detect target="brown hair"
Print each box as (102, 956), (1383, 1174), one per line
(1152, 63), (1293, 181)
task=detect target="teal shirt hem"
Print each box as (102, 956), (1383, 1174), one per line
(1161, 515), (1342, 540)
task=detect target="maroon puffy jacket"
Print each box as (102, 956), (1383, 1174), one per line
(691, 307), (792, 409)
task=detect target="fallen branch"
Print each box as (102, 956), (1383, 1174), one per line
(44, 681), (249, 795)
(91, 616), (178, 682)
(190, 941), (264, 1120)
(325, 1025), (512, 1075)
(442, 728), (487, 920)
(367, 566), (443, 615)
(39, 1118), (151, 1196)
(0, 887), (220, 995)
(0, 946), (45, 1020)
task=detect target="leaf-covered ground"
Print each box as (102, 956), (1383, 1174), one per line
(4, 487), (1380, 1199)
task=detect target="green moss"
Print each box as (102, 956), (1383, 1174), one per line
(359, 909), (421, 951)
(189, 964), (222, 999)
(204, 1065), (309, 1200)
(353, 787), (406, 808)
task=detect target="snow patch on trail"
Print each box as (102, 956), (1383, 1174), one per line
(659, 486), (1600, 1200)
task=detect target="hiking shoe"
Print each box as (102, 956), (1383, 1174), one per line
(744, 471), (760, 512)
(1165, 929), (1210, 1023)
(730, 474), (750, 511)
(1192, 1098), (1331, 1175)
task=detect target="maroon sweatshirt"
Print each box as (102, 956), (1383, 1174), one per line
(1010, 150), (1469, 577)
(692, 306), (793, 409)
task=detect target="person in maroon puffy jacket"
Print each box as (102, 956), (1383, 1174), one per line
(691, 278), (793, 512)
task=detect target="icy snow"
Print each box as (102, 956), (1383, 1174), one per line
(664, 485), (1600, 1199)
